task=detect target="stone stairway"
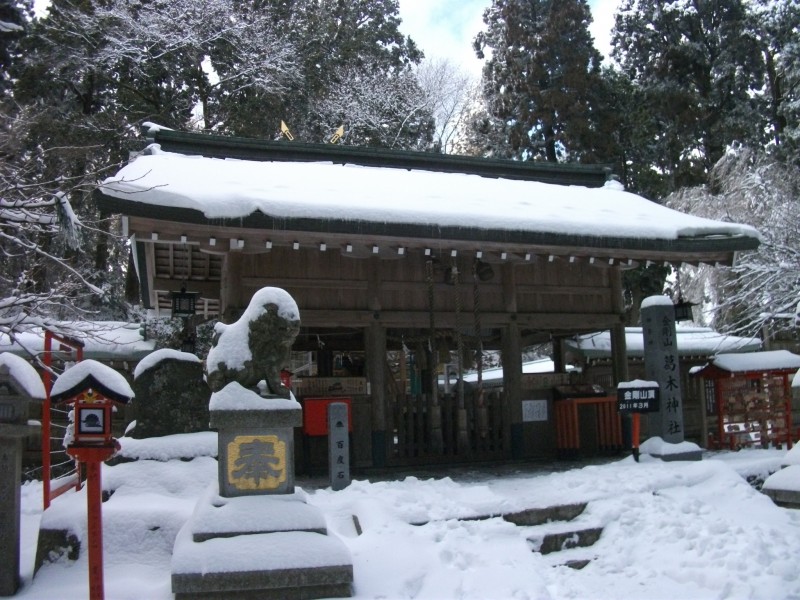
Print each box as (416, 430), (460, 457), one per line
(356, 501), (604, 570)
(505, 502), (603, 568)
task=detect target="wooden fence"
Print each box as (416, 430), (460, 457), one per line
(388, 390), (510, 465)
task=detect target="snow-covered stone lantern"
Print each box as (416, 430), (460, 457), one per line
(0, 353), (45, 596)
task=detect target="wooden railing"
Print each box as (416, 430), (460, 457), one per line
(389, 390), (509, 465)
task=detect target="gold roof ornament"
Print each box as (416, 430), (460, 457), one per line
(329, 125), (344, 144)
(279, 120), (294, 141)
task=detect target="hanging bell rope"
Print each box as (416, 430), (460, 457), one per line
(425, 258), (438, 405)
(472, 259), (485, 408)
(451, 256), (465, 410)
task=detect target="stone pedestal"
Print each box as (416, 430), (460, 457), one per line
(209, 383), (302, 497)
(171, 483), (353, 599)
(173, 381), (353, 598)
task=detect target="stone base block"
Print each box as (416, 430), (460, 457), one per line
(191, 484), (327, 541)
(172, 528), (353, 599)
(653, 449), (703, 462)
(763, 487), (800, 508)
(763, 465), (800, 508)
(34, 528), (81, 573)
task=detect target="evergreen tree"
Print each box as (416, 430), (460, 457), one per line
(747, 0), (800, 161)
(0, 0), (29, 93)
(233, 0), (429, 148)
(612, 0), (763, 191)
(473, 0), (604, 162)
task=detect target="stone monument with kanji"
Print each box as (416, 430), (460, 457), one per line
(205, 287), (303, 495)
(171, 287), (353, 599)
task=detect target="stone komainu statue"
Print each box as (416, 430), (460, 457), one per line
(206, 287), (300, 397)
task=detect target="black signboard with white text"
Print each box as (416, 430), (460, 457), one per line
(617, 384), (660, 413)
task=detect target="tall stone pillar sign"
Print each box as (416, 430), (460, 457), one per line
(641, 296), (685, 443)
(0, 353), (45, 597)
(328, 402), (350, 491)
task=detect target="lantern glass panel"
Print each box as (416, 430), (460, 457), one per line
(674, 301), (694, 322)
(172, 291), (197, 317)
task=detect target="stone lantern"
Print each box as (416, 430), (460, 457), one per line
(0, 353), (45, 596)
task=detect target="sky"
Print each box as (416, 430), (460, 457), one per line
(397, 0), (621, 76)
(16, 430), (800, 599)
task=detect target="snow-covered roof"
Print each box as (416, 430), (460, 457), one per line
(0, 322), (155, 362)
(96, 131), (760, 257)
(566, 326), (762, 359)
(460, 358), (577, 385)
(703, 350), (800, 374)
(51, 359), (135, 404)
(0, 352), (46, 400)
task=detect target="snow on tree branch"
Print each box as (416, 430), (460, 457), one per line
(666, 147), (800, 337)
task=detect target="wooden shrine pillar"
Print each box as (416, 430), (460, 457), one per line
(501, 263), (522, 458)
(220, 251), (244, 322)
(610, 267), (629, 386)
(365, 320), (387, 468)
(610, 267), (631, 447)
(502, 321), (523, 458)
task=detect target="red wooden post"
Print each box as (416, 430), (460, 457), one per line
(42, 331), (52, 510)
(86, 460), (105, 600)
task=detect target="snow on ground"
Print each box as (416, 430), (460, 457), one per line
(15, 434), (800, 600)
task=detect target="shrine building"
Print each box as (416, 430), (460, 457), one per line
(94, 126), (760, 469)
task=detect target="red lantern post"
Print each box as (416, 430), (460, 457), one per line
(50, 361), (134, 600)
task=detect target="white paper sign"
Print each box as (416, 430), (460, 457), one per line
(522, 399), (548, 422)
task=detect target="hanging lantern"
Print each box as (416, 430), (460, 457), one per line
(674, 298), (696, 322)
(474, 260), (494, 282)
(672, 265), (694, 322)
(171, 286), (198, 318)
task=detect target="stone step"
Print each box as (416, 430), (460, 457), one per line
(528, 526), (604, 555)
(762, 465), (800, 509)
(502, 503), (587, 526)
(401, 502), (587, 530)
(172, 528), (353, 599)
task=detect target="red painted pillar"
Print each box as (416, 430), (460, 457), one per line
(42, 332), (53, 510)
(632, 413), (641, 462)
(85, 460), (105, 600)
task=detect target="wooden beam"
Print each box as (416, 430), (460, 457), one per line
(152, 278), (220, 298)
(123, 216), (744, 267)
(240, 275), (609, 298)
(298, 309), (620, 329)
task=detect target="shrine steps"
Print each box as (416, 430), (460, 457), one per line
(355, 500), (605, 569)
